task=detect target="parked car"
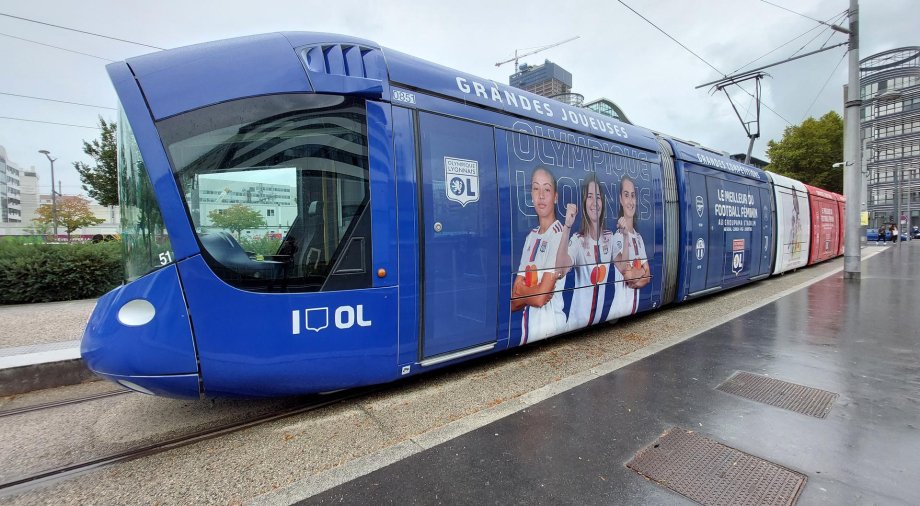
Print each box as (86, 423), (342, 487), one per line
(912, 226), (920, 240)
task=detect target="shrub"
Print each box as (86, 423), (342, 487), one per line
(239, 235), (282, 257)
(0, 238), (123, 304)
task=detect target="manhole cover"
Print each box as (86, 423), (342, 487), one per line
(627, 427), (806, 506)
(717, 372), (838, 418)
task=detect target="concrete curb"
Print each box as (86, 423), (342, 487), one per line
(0, 358), (98, 397)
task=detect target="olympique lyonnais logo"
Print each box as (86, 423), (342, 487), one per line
(696, 237), (706, 261)
(445, 157), (480, 207)
(731, 238), (745, 275)
(292, 305), (372, 334)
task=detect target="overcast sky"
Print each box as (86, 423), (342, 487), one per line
(1, 0), (917, 200)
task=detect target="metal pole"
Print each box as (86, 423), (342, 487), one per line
(50, 158), (57, 238)
(843, 0), (862, 278)
(38, 150), (58, 238)
(896, 162), (902, 245)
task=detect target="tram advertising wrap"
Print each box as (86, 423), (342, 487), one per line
(804, 184), (843, 265)
(769, 172), (811, 274)
(506, 123), (662, 345)
(669, 141), (774, 301)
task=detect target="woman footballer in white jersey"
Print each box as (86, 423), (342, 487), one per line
(511, 167), (568, 345)
(610, 175), (650, 319)
(555, 174), (617, 330)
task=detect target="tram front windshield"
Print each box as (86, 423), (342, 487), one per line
(157, 94), (371, 293)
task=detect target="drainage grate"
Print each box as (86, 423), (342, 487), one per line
(717, 372), (838, 418)
(627, 428), (806, 506)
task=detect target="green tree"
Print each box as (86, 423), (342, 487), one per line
(35, 196), (105, 242)
(73, 117), (118, 206)
(765, 111), (844, 193)
(208, 204), (267, 238)
(24, 219), (51, 240)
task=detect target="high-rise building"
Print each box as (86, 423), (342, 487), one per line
(860, 47), (920, 231)
(18, 169), (39, 227)
(0, 145), (23, 225)
(510, 60), (573, 99)
(509, 62), (634, 125)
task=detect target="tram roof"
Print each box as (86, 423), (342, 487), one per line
(766, 171), (807, 192)
(120, 32), (660, 153)
(667, 138), (768, 182)
(803, 183), (840, 201)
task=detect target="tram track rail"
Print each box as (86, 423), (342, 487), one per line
(0, 389), (131, 419)
(0, 386), (377, 497)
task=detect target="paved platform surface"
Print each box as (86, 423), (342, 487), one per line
(299, 243), (920, 505)
(0, 299), (95, 349)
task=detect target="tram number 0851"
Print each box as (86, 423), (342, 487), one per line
(392, 90), (416, 104)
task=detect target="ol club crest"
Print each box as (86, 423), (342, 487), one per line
(444, 157), (480, 207)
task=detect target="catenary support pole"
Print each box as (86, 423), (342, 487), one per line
(844, 0), (862, 279)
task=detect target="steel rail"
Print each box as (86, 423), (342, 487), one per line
(0, 390), (130, 419)
(0, 386), (376, 497)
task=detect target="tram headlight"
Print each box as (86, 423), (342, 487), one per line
(117, 299), (156, 326)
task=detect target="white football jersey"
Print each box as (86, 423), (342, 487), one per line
(516, 220), (566, 344)
(609, 229), (648, 320)
(566, 230), (619, 330)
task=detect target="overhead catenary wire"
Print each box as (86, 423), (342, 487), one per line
(759, 0), (841, 28)
(818, 25), (839, 50)
(730, 23), (822, 75)
(0, 91), (116, 110)
(617, 0), (792, 126)
(0, 12), (164, 50)
(800, 49), (848, 122)
(730, 10), (846, 75)
(0, 116), (102, 129)
(788, 13), (839, 59)
(616, 0), (724, 77)
(0, 32), (114, 61)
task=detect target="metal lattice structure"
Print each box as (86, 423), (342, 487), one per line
(860, 47), (920, 230)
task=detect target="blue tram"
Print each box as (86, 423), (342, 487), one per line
(81, 33), (841, 398)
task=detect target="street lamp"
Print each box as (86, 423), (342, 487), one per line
(37, 150), (58, 238)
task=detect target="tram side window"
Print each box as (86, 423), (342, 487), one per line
(117, 103), (172, 282)
(158, 94), (371, 292)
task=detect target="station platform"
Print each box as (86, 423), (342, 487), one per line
(294, 243), (920, 505)
(0, 299), (97, 396)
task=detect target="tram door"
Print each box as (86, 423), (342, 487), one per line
(418, 112), (499, 358)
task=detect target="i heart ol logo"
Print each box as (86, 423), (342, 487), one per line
(590, 264), (607, 285)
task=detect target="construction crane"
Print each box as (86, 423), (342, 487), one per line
(495, 36), (580, 73)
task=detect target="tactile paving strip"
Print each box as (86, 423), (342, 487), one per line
(717, 371), (838, 418)
(627, 427), (806, 506)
